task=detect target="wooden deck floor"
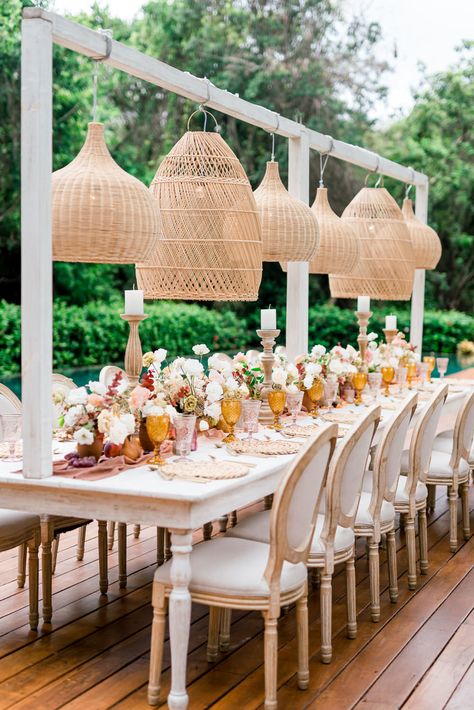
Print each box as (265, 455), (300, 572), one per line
(0, 485), (473, 710)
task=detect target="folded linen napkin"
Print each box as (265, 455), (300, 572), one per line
(52, 453), (153, 481)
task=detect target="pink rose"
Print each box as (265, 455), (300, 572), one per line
(234, 352), (247, 363)
(129, 386), (152, 410)
(88, 394), (104, 408)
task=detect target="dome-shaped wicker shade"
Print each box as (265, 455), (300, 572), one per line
(136, 131), (262, 301)
(253, 161), (318, 262)
(53, 122), (160, 263)
(329, 187), (415, 300)
(402, 197), (442, 269)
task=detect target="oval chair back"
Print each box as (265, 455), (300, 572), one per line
(450, 389), (474, 475)
(99, 365), (127, 389)
(52, 374), (77, 429)
(264, 423), (338, 614)
(0, 384), (21, 415)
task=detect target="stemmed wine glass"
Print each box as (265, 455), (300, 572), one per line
(285, 391), (304, 426)
(436, 356), (449, 380)
(0, 414), (22, 462)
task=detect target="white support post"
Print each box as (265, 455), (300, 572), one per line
(21, 16), (53, 478)
(286, 130), (310, 360)
(409, 181), (429, 353)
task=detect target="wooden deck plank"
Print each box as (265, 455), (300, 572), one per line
(443, 659), (474, 709)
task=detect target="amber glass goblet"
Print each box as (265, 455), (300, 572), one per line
(306, 379), (324, 417)
(267, 390), (286, 430)
(353, 371), (367, 405)
(146, 414), (170, 465)
(381, 366), (395, 397)
(406, 362), (417, 390)
(221, 398), (241, 442)
(423, 356), (435, 383)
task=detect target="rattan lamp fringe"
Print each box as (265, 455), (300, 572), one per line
(402, 197), (442, 269)
(329, 187), (415, 300)
(281, 186), (359, 274)
(136, 131), (262, 301)
(254, 161), (318, 262)
(52, 122), (160, 263)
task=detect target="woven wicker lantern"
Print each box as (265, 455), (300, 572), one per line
(136, 131), (262, 301)
(402, 197), (442, 269)
(329, 187), (415, 300)
(253, 161), (318, 262)
(52, 122), (160, 263)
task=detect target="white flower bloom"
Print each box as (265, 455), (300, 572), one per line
(192, 344), (210, 356)
(368, 341), (378, 351)
(286, 383), (299, 394)
(165, 404), (177, 420)
(272, 367), (287, 387)
(182, 358), (204, 376)
(142, 402), (166, 418)
(238, 383), (250, 397)
(204, 401), (221, 421)
(367, 332), (378, 342)
(199, 419), (210, 431)
(389, 356), (399, 369)
(311, 344), (326, 358)
(207, 354), (225, 371)
(225, 376), (239, 392)
(97, 409), (112, 434)
(303, 374), (314, 389)
(346, 344), (358, 361)
(153, 348), (167, 364)
(66, 387), (88, 406)
(88, 381), (106, 396)
(85, 403), (95, 414)
(347, 363), (358, 374)
(120, 413), (136, 435)
(206, 381), (223, 403)
(287, 363), (299, 379)
(64, 405), (83, 428)
(171, 356), (185, 370)
(108, 420), (128, 445)
(73, 427), (94, 446)
(329, 358), (344, 375)
(306, 362), (322, 376)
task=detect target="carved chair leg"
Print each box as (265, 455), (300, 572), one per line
(368, 539), (380, 622)
(148, 583), (167, 706)
(387, 529), (398, 602)
(133, 524), (141, 539)
(448, 485), (458, 552)
(17, 543), (27, 588)
(118, 522), (127, 589)
(427, 484), (436, 513)
(97, 520), (108, 595)
(76, 525), (86, 561)
(27, 532), (40, 632)
(219, 608), (231, 652)
(51, 535), (59, 575)
(346, 557), (357, 637)
(207, 606), (221, 662)
(405, 516), (417, 590)
(418, 507), (429, 574)
(230, 510), (238, 527)
(107, 521), (116, 550)
(320, 572), (333, 663)
(41, 518), (54, 624)
(156, 527), (165, 566)
(218, 515), (229, 533)
(296, 592), (309, 690)
(461, 482), (470, 541)
(262, 612), (278, 710)
(202, 522), (213, 541)
(310, 567), (321, 589)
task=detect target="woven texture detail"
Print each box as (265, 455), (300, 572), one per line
(53, 123), (159, 264)
(402, 197), (442, 269)
(136, 131), (262, 301)
(254, 161), (318, 262)
(329, 187), (415, 300)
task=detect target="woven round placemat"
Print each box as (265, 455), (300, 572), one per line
(159, 461), (249, 482)
(321, 411), (359, 424)
(282, 424), (320, 438)
(228, 439), (301, 455)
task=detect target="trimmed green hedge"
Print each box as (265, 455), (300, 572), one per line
(0, 299), (473, 377)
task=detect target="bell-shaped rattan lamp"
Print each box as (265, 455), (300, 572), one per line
(329, 187), (415, 300)
(402, 197), (442, 269)
(52, 122), (160, 263)
(136, 131), (262, 301)
(254, 161), (318, 262)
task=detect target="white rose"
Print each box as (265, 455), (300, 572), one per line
(171, 356), (185, 369)
(153, 348), (167, 364)
(206, 381), (223, 403)
(182, 358), (204, 376)
(272, 367), (287, 387)
(64, 405), (83, 428)
(311, 344), (326, 358)
(199, 419), (210, 431)
(88, 381), (106, 396)
(303, 374), (314, 389)
(66, 387), (88, 406)
(204, 402), (221, 421)
(207, 354), (224, 371)
(73, 427), (94, 446)
(225, 376), (239, 392)
(192, 344), (210, 356)
(108, 420), (128, 445)
(329, 359), (343, 375)
(306, 362), (322, 376)
(120, 413), (136, 435)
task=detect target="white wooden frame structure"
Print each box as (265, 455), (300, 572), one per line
(21, 8), (430, 478)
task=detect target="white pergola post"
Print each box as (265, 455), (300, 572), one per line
(409, 180), (429, 353)
(21, 14), (53, 478)
(286, 129), (310, 360)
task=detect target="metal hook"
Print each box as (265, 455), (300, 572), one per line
(186, 105), (219, 132)
(405, 167), (415, 198)
(270, 132), (276, 161)
(319, 137), (333, 187)
(91, 29), (113, 122)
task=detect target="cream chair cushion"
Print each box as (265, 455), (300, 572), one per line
(394, 478), (428, 505)
(427, 450), (470, 479)
(434, 433), (474, 464)
(0, 509), (40, 550)
(226, 510), (354, 557)
(355, 491), (395, 527)
(154, 537), (307, 597)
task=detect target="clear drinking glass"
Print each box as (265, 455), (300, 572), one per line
(323, 380), (338, 408)
(285, 391), (304, 425)
(436, 357), (449, 380)
(174, 413), (196, 461)
(367, 372), (382, 401)
(396, 366), (408, 395)
(242, 399), (262, 438)
(0, 414), (22, 462)
(418, 362), (430, 390)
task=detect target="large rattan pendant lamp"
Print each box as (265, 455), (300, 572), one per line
(402, 191), (442, 269)
(329, 176), (415, 300)
(136, 108), (262, 301)
(253, 133), (318, 262)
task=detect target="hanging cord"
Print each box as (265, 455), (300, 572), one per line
(319, 137), (333, 187)
(187, 105), (219, 132)
(405, 167), (415, 198)
(91, 29), (113, 122)
(270, 132), (276, 161)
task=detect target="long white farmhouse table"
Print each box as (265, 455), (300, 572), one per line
(0, 383), (469, 710)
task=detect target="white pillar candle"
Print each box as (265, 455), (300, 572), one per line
(261, 308), (277, 330)
(385, 315), (397, 330)
(124, 288), (144, 316)
(357, 296), (370, 313)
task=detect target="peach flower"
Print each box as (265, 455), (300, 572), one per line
(129, 385), (152, 410)
(88, 393), (105, 408)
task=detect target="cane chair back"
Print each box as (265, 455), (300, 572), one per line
(0, 384), (21, 415)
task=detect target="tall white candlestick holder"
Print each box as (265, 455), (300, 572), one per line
(383, 328), (397, 346)
(256, 328), (280, 424)
(120, 313), (149, 387)
(355, 310), (372, 369)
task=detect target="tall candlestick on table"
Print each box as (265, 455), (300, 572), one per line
(383, 314), (398, 346)
(122, 289), (147, 386)
(355, 298), (372, 368)
(256, 327), (280, 424)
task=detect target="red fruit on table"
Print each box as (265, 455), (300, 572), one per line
(104, 441), (123, 458)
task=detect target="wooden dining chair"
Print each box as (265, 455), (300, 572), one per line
(429, 389), (474, 551)
(226, 405), (381, 664)
(395, 383), (449, 589)
(147, 423), (338, 709)
(355, 393), (418, 621)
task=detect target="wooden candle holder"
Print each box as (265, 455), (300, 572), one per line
(355, 310), (372, 368)
(256, 328), (280, 424)
(120, 314), (148, 387)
